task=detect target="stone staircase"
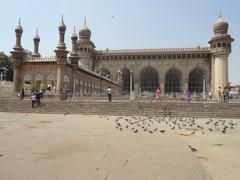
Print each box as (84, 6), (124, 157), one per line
(0, 98), (240, 118)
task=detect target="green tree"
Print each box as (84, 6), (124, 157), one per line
(0, 52), (13, 81)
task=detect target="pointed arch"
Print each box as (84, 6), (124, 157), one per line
(35, 73), (43, 81)
(121, 67), (132, 93)
(140, 66), (159, 92)
(165, 68), (182, 93)
(188, 68), (205, 93)
(100, 68), (111, 78)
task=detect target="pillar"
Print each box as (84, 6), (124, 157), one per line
(56, 65), (63, 94)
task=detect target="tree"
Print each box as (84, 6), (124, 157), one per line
(0, 52), (13, 81)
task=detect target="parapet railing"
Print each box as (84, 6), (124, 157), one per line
(96, 47), (210, 54)
(27, 56), (56, 62)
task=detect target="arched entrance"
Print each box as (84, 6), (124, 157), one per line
(35, 73), (43, 91)
(188, 69), (205, 93)
(165, 68), (182, 93)
(140, 66), (159, 92)
(121, 68), (132, 94)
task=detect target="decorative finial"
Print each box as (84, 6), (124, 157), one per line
(219, 10), (222, 18)
(84, 16), (87, 26)
(74, 26), (76, 33)
(61, 14), (64, 22)
(18, 18), (21, 26)
(36, 28), (38, 35)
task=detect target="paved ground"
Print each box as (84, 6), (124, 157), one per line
(0, 113), (239, 180)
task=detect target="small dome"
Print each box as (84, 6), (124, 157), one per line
(71, 32), (78, 41)
(59, 21), (66, 32)
(213, 15), (228, 35)
(15, 19), (23, 34)
(79, 17), (91, 40)
(33, 29), (40, 41)
(58, 15), (66, 32)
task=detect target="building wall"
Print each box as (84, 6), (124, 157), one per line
(94, 57), (211, 94)
(17, 62), (120, 96)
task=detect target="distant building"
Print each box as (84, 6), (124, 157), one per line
(11, 13), (233, 97)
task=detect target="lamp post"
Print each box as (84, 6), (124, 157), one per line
(130, 70), (133, 101)
(203, 75), (206, 100)
(73, 78), (76, 100)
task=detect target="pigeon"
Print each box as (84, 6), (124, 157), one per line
(133, 129), (138, 133)
(190, 131), (195, 135)
(188, 145), (198, 152)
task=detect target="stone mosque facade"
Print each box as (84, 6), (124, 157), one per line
(11, 14), (233, 98)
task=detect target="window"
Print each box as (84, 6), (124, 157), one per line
(165, 68), (182, 93)
(140, 66), (159, 92)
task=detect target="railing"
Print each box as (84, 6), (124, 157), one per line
(27, 56), (56, 62)
(96, 47), (210, 54)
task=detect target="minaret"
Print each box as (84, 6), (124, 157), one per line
(69, 26), (79, 65)
(32, 28), (41, 58)
(10, 18), (26, 92)
(209, 12), (234, 96)
(14, 18), (23, 51)
(77, 17), (95, 70)
(54, 15), (69, 60)
(54, 15), (69, 94)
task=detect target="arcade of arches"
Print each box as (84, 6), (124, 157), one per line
(119, 67), (207, 94)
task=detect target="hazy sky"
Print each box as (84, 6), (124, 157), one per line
(1, 0), (240, 84)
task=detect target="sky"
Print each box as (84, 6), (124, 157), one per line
(0, 0), (240, 84)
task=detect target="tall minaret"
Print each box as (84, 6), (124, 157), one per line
(77, 17), (95, 70)
(32, 28), (41, 58)
(54, 15), (69, 94)
(69, 26), (79, 65)
(54, 15), (69, 60)
(10, 18), (26, 92)
(14, 18), (23, 51)
(209, 12), (234, 95)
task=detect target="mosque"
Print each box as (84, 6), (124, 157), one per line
(10, 13), (233, 98)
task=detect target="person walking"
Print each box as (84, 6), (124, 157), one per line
(217, 86), (222, 103)
(155, 87), (161, 102)
(31, 92), (36, 108)
(106, 86), (112, 102)
(36, 91), (41, 106)
(186, 89), (191, 102)
(20, 89), (24, 100)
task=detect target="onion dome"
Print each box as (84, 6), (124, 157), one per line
(15, 18), (23, 34)
(79, 17), (91, 40)
(213, 12), (228, 35)
(33, 28), (40, 42)
(58, 15), (66, 32)
(71, 26), (78, 41)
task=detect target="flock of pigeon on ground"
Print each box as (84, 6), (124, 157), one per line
(100, 115), (239, 136)
(99, 115), (239, 153)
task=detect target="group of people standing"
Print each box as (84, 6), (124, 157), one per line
(19, 89), (41, 108)
(217, 86), (230, 103)
(31, 91), (41, 108)
(154, 88), (192, 102)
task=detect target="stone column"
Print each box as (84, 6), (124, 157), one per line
(56, 65), (63, 94)
(13, 64), (20, 92)
(160, 82), (165, 95)
(183, 81), (188, 91)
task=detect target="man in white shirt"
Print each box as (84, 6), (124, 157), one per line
(31, 92), (36, 108)
(106, 87), (112, 102)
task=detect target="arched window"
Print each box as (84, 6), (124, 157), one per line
(140, 66), (159, 92)
(121, 68), (132, 93)
(188, 69), (205, 93)
(165, 68), (182, 93)
(100, 68), (111, 78)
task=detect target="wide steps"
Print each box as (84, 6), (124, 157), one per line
(0, 99), (240, 118)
